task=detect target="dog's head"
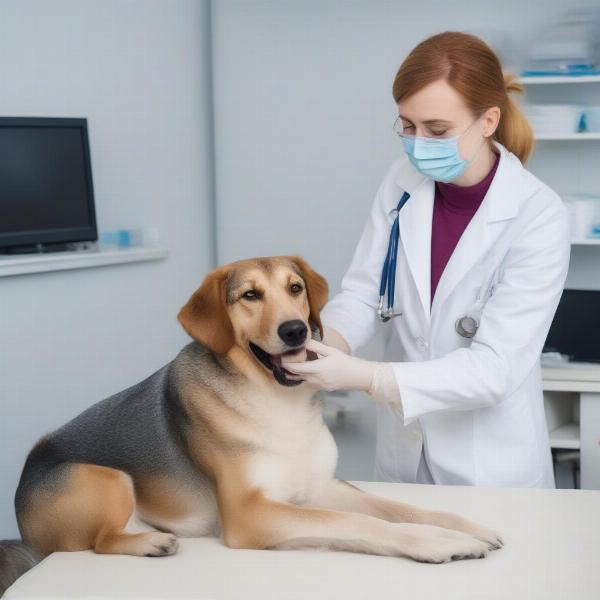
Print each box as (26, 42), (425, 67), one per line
(177, 256), (329, 387)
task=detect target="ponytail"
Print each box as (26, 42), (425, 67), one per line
(494, 73), (535, 164)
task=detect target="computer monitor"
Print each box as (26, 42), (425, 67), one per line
(543, 289), (600, 363)
(0, 117), (97, 252)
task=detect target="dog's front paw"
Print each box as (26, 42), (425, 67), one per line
(476, 526), (503, 550)
(456, 520), (503, 550)
(405, 525), (489, 563)
(430, 511), (504, 551)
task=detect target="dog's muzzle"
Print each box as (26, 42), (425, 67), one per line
(249, 342), (304, 387)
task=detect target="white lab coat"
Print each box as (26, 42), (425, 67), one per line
(320, 141), (571, 488)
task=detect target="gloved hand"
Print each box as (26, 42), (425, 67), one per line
(281, 338), (378, 392)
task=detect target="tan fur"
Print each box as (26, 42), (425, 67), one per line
(20, 464), (177, 557)
(19, 255), (503, 564)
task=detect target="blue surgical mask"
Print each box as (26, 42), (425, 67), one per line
(400, 119), (485, 183)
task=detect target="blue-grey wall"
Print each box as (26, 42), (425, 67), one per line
(0, 0), (216, 538)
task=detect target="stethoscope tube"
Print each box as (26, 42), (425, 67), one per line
(378, 191), (410, 321)
(377, 187), (484, 338)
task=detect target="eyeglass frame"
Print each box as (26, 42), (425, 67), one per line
(392, 113), (483, 141)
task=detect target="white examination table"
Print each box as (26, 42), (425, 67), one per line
(5, 480), (599, 599)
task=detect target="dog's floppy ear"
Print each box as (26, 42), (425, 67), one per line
(289, 256), (329, 340)
(177, 267), (235, 354)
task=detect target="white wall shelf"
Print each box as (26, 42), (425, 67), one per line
(521, 74), (600, 254)
(535, 133), (600, 140)
(572, 238), (600, 246)
(543, 364), (600, 393)
(0, 245), (169, 278)
(519, 75), (600, 85)
(549, 423), (580, 450)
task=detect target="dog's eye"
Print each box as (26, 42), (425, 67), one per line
(290, 283), (303, 294)
(242, 290), (261, 300)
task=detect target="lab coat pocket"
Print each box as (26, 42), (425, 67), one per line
(464, 261), (502, 330)
(475, 258), (503, 309)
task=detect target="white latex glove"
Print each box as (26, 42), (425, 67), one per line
(281, 338), (378, 392)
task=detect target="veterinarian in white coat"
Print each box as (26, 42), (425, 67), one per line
(282, 32), (571, 488)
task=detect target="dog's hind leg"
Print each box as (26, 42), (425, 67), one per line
(19, 463), (178, 557)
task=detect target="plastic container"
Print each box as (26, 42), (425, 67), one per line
(99, 227), (159, 248)
(523, 104), (583, 135)
(562, 195), (600, 239)
(581, 107), (600, 132)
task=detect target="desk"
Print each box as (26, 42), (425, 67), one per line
(543, 362), (600, 489)
(5, 481), (600, 600)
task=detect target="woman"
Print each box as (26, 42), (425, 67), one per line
(282, 31), (571, 488)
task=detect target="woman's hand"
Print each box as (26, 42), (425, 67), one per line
(281, 339), (377, 392)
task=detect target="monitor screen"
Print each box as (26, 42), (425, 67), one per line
(543, 289), (600, 363)
(0, 117), (97, 249)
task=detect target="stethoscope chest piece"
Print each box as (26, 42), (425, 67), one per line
(377, 297), (402, 322)
(455, 316), (478, 338)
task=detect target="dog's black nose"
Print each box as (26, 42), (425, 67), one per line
(278, 320), (307, 346)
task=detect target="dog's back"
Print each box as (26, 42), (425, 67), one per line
(13, 343), (223, 554)
(4, 356), (192, 595)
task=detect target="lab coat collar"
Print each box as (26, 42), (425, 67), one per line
(392, 141), (522, 222)
(392, 141), (534, 324)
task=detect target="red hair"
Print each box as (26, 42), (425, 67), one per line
(392, 31), (534, 163)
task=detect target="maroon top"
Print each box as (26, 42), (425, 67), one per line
(430, 152), (500, 305)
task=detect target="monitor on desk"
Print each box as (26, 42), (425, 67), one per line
(543, 289), (600, 363)
(0, 117), (97, 253)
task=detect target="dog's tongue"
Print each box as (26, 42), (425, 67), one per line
(271, 352), (302, 379)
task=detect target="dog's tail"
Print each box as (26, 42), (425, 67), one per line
(0, 539), (42, 597)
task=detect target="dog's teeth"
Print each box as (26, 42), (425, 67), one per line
(282, 347), (304, 357)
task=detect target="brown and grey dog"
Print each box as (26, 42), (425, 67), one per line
(1, 255), (503, 592)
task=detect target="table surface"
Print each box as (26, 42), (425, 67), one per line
(5, 481), (600, 600)
(543, 362), (600, 379)
(542, 363), (600, 392)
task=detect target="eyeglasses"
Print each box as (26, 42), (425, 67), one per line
(392, 115), (406, 137)
(392, 114), (479, 140)
(392, 115), (449, 140)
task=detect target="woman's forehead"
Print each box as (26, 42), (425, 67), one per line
(398, 79), (470, 122)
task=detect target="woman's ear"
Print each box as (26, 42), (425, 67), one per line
(289, 256), (329, 340)
(177, 267), (235, 354)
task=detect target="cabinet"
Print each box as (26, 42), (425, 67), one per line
(543, 363), (600, 489)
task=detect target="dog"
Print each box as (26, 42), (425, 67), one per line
(1, 255), (502, 593)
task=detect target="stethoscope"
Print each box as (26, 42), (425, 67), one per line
(377, 190), (480, 339)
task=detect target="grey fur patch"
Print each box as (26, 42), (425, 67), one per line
(0, 539), (43, 596)
(14, 342), (220, 526)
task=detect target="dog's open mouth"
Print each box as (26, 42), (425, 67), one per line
(249, 342), (304, 387)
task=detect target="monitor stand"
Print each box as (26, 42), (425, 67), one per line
(0, 242), (73, 255)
